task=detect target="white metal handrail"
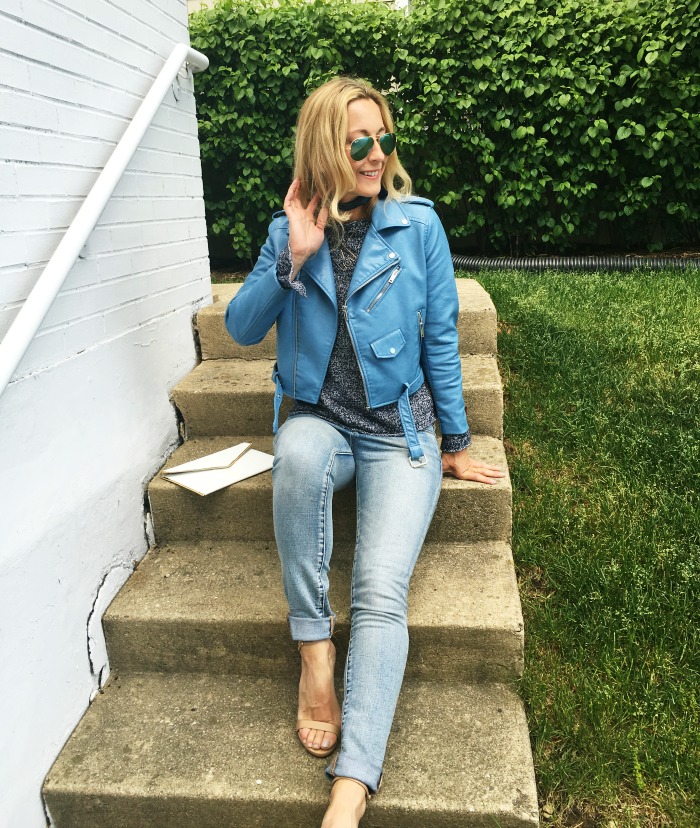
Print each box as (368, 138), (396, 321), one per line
(0, 43), (209, 399)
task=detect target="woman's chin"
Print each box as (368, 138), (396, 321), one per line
(348, 185), (381, 201)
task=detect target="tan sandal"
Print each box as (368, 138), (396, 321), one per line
(330, 776), (372, 802)
(296, 639), (341, 758)
(296, 717), (341, 758)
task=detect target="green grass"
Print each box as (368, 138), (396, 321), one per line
(467, 269), (700, 828)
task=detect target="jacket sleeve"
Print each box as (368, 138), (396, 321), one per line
(420, 210), (470, 438)
(224, 220), (292, 345)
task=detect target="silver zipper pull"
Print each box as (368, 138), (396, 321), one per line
(418, 310), (424, 338)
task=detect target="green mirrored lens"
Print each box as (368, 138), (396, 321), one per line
(379, 133), (396, 155)
(350, 134), (397, 161)
(350, 136), (374, 161)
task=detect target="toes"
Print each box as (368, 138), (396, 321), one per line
(321, 731), (337, 750)
(317, 729), (336, 750)
(298, 726), (337, 750)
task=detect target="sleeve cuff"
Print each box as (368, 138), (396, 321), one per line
(276, 245), (306, 297)
(440, 430), (472, 453)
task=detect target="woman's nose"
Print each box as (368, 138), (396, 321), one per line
(368, 138), (384, 162)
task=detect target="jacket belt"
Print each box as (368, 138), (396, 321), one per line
(397, 376), (428, 466)
(272, 364), (428, 467)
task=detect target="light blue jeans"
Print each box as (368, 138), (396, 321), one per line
(272, 414), (443, 793)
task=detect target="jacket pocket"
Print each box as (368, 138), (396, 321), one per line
(365, 266), (401, 312)
(370, 328), (406, 359)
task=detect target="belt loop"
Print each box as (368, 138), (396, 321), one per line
(398, 383), (426, 466)
(271, 363), (283, 434)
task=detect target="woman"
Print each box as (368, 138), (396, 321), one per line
(225, 76), (503, 828)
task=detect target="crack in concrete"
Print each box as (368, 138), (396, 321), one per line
(86, 564), (133, 694)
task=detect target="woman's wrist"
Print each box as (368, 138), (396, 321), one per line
(289, 245), (307, 279)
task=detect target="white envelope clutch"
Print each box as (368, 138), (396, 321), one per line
(161, 442), (273, 496)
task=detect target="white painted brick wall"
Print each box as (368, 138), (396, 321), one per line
(0, 1), (212, 825)
(0, 0), (210, 376)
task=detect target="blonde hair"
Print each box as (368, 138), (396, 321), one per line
(293, 76), (412, 227)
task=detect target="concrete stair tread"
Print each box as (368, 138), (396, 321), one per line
(157, 433), (509, 488)
(149, 435), (512, 545)
(44, 672), (538, 827)
(198, 279), (497, 360)
(172, 355), (502, 438)
(103, 539), (524, 680)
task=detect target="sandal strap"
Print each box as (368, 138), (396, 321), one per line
(296, 719), (340, 737)
(331, 775), (372, 802)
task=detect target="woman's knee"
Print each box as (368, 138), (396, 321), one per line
(351, 564), (411, 620)
(273, 417), (353, 488)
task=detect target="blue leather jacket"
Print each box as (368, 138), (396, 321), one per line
(225, 196), (469, 463)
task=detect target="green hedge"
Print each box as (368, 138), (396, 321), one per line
(190, 0), (700, 260)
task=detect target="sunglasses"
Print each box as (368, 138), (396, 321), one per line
(349, 132), (397, 161)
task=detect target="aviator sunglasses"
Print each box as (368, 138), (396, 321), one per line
(349, 132), (397, 161)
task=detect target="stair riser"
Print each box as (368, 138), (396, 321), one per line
(199, 282), (497, 361)
(45, 795), (536, 828)
(104, 620), (523, 682)
(173, 385), (503, 439)
(199, 315), (497, 361)
(148, 484), (512, 545)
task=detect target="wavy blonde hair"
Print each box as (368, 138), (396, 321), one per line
(293, 76), (412, 227)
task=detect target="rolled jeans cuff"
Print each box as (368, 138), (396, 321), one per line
(288, 613), (336, 641)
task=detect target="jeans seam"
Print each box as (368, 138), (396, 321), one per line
(316, 449), (353, 615)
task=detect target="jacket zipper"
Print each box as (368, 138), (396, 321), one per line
(365, 266), (401, 312)
(342, 304), (371, 408)
(347, 259), (397, 303)
(417, 310), (425, 339)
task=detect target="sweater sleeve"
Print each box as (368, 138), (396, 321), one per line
(277, 244), (307, 297)
(440, 431), (472, 452)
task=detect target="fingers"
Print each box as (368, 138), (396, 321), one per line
(306, 191), (321, 218)
(442, 458), (506, 484)
(316, 204), (329, 230)
(285, 183), (327, 225)
(284, 178), (300, 210)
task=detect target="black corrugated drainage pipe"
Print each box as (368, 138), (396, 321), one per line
(452, 254), (699, 272)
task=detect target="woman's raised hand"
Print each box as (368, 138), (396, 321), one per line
(441, 448), (506, 485)
(284, 179), (329, 277)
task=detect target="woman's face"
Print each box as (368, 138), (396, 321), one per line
(341, 98), (388, 203)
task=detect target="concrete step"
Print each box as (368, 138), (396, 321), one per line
(198, 279), (497, 361)
(148, 435), (512, 546)
(104, 539), (524, 682)
(172, 355), (503, 439)
(44, 672), (539, 828)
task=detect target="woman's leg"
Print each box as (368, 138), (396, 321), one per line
(272, 415), (355, 753)
(326, 429), (442, 794)
(273, 415), (355, 640)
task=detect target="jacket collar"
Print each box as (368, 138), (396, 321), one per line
(302, 198), (410, 304)
(370, 197), (412, 232)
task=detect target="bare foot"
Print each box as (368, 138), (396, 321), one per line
(297, 639), (341, 754)
(321, 778), (368, 828)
